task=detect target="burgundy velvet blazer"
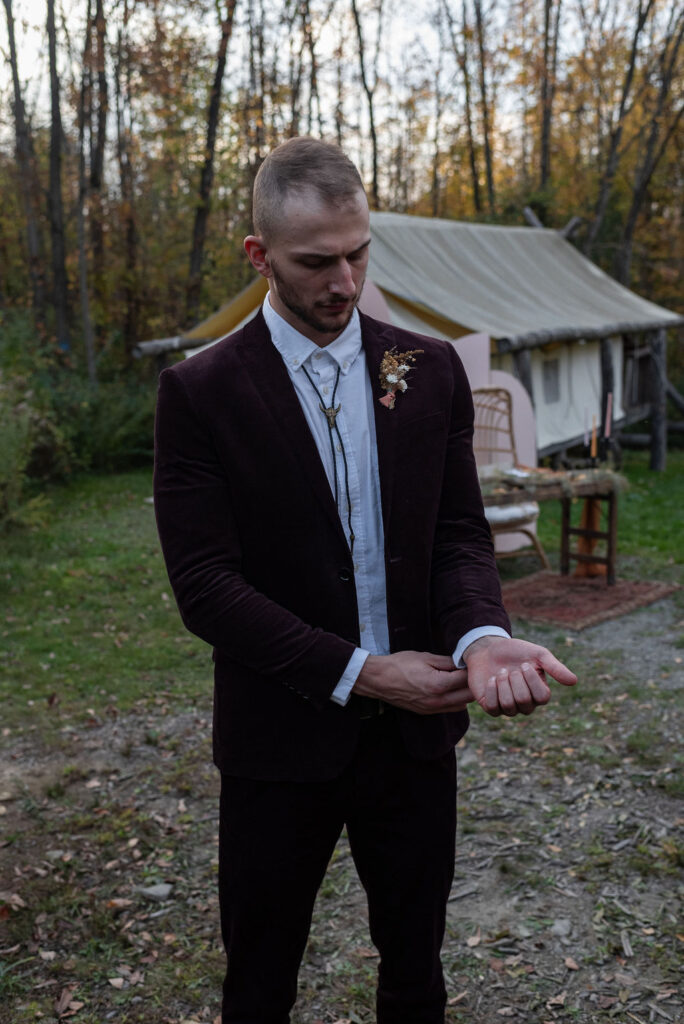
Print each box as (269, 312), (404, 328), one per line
(153, 309), (511, 781)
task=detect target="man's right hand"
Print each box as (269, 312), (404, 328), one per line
(354, 652), (473, 715)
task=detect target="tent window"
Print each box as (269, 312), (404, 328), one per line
(542, 359), (561, 404)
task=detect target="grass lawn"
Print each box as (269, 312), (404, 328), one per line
(1, 470), (209, 735)
(1, 450), (682, 736)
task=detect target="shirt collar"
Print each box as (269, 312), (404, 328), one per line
(263, 293), (362, 376)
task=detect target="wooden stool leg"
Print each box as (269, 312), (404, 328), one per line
(607, 492), (617, 585)
(560, 498), (570, 576)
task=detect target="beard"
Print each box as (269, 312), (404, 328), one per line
(270, 263), (364, 338)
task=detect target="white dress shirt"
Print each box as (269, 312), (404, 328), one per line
(262, 296), (509, 705)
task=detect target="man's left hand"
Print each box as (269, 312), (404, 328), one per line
(463, 636), (577, 717)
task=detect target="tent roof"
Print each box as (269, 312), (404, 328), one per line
(367, 212), (681, 343)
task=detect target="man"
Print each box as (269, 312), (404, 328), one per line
(153, 137), (576, 1023)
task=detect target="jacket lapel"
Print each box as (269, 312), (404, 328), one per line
(361, 313), (401, 528)
(237, 310), (350, 548)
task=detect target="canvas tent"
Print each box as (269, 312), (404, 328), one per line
(136, 212), (682, 455)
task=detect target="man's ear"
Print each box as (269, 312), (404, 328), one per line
(244, 236), (272, 278)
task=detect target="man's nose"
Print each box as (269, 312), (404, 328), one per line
(328, 260), (356, 296)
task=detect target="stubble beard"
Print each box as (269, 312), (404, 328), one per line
(271, 264), (364, 339)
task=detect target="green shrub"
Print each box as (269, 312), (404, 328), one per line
(48, 376), (156, 473)
(0, 309), (156, 480)
(0, 373), (50, 529)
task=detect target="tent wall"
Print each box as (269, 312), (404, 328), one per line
(493, 338), (625, 454)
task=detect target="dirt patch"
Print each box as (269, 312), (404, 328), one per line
(1, 596), (682, 1024)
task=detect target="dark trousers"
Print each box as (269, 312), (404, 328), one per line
(218, 711), (457, 1024)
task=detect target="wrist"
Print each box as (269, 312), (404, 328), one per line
(462, 635), (496, 665)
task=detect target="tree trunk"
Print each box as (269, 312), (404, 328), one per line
(77, 0), (97, 385)
(540, 0), (561, 190)
(89, 0), (108, 338)
(47, 0), (70, 351)
(473, 0), (494, 213)
(350, 0), (382, 209)
(583, 0), (655, 258)
(185, 0), (238, 328)
(613, 10), (684, 285)
(2, 0), (46, 322)
(443, 0), (482, 213)
(114, 6), (139, 355)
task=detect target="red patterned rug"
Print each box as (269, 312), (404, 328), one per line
(501, 571), (679, 630)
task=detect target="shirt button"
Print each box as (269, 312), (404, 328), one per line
(359, 623), (366, 633)
(343, 361), (349, 369)
(314, 352), (322, 359)
(322, 386), (329, 395)
(293, 358), (299, 366)
(338, 568), (352, 583)
(336, 443), (343, 452)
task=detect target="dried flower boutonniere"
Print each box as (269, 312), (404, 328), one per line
(378, 347), (423, 409)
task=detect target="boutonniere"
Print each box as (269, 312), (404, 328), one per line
(378, 348), (423, 409)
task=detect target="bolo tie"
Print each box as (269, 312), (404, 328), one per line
(301, 362), (355, 556)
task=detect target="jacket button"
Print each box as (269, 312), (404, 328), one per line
(338, 568), (353, 582)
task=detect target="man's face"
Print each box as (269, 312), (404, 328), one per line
(254, 188), (371, 346)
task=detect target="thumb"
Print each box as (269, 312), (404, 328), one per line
(539, 650), (577, 687)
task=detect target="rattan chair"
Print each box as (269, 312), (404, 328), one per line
(472, 387), (550, 570)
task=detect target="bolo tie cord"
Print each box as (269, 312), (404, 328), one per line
(301, 363), (355, 557)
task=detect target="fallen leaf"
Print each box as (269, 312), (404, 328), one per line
(356, 946), (379, 958)
(448, 991), (468, 1005)
(106, 898), (133, 913)
(497, 1008), (516, 1017)
(0, 891), (26, 911)
(564, 956), (579, 970)
(546, 990), (567, 1008)
(108, 978), (125, 989)
(39, 949), (57, 961)
(466, 928), (481, 947)
(54, 986), (77, 1016)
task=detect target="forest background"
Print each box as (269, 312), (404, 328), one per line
(0, 0), (682, 520)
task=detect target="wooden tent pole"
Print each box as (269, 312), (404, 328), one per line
(649, 328), (667, 471)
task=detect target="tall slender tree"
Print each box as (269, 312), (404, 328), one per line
(350, 0), (383, 208)
(583, 0), (656, 258)
(47, 0), (71, 350)
(473, 0), (495, 212)
(77, 0), (97, 385)
(2, 0), (46, 323)
(186, 0), (239, 328)
(539, 0), (562, 190)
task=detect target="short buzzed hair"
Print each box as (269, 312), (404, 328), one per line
(252, 137), (365, 241)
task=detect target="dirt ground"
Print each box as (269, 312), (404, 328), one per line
(1, 595), (682, 1024)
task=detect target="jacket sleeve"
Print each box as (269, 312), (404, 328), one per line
(430, 345), (511, 649)
(153, 366), (356, 708)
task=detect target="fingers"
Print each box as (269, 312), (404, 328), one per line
(479, 662), (551, 717)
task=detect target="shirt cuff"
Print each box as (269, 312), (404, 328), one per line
(453, 626), (511, 668)
(330, 648), (370, 706)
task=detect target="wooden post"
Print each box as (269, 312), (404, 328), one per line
(513, 349), (534, 405)
(649, 328), (667, 471)
(599, 336), (614, 446)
